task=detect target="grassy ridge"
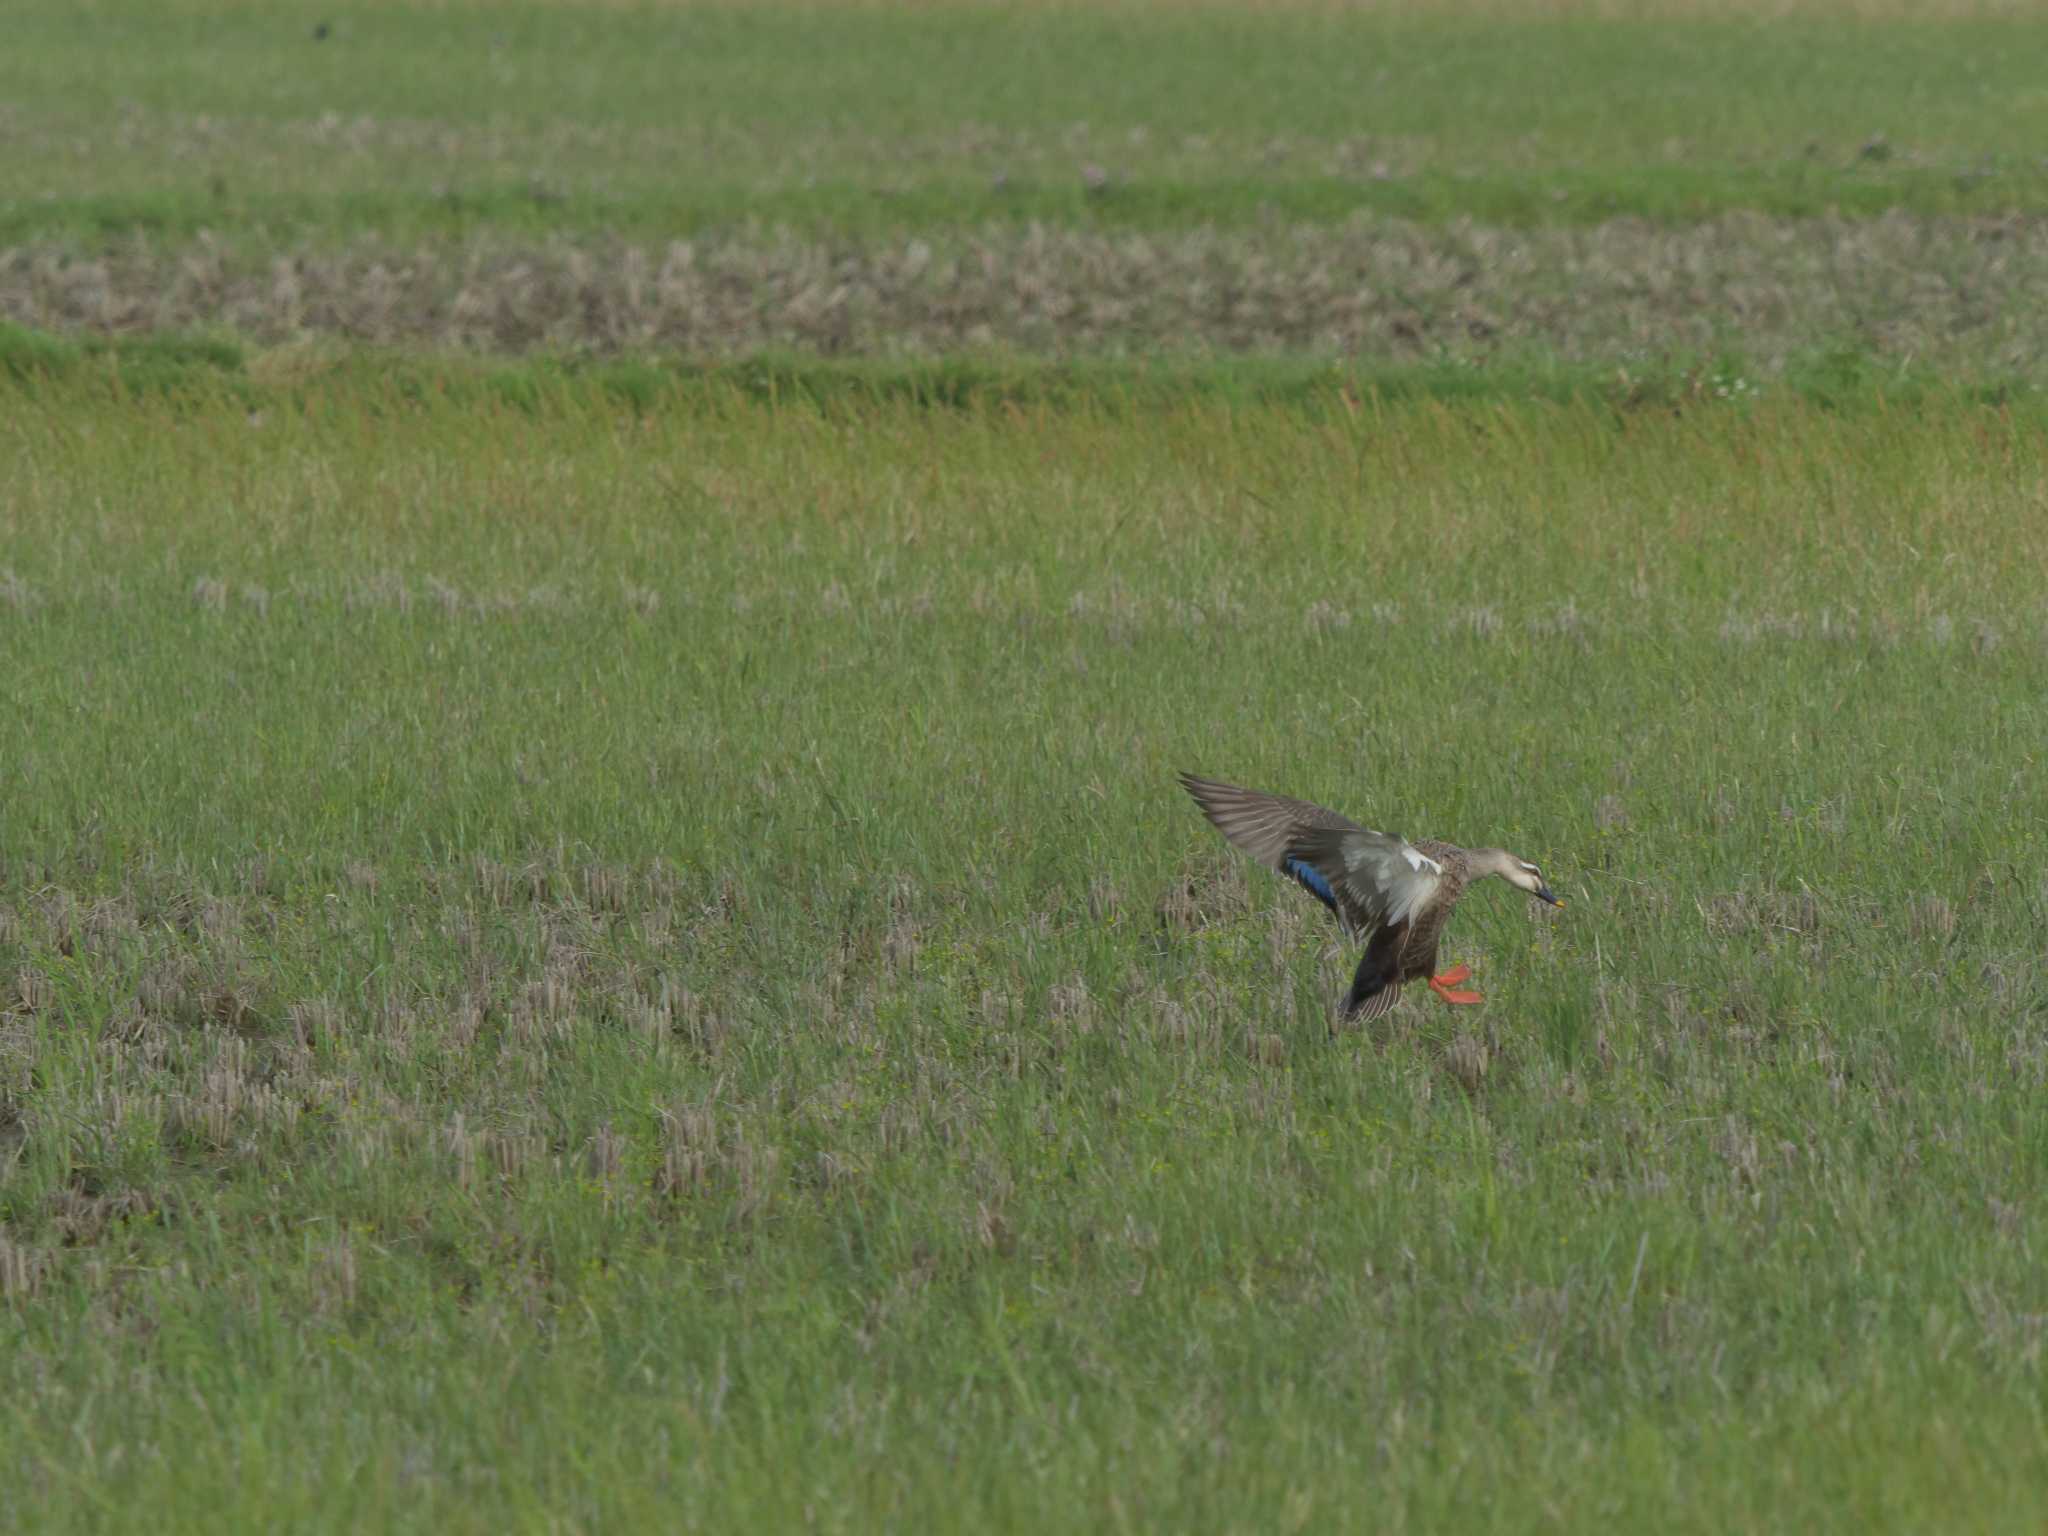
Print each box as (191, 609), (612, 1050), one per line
(0, 320), (2038, 415)
(3, 387), (2047, 1528)
(9, 3), (2048, 244)
(10, 160), (2038, 246)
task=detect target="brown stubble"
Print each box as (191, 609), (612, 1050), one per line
(11, 213), (2048, 366)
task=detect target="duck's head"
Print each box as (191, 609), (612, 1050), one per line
(1487, 851), (1564, 906)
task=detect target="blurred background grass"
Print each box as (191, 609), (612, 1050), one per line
(9, 2), (2048, 240)
(10, 0), (2048, 390)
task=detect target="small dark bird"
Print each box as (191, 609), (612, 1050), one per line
(1179, 773), (1563, 1023)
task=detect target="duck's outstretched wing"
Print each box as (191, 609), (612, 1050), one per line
(1178, 773), (1444, 940)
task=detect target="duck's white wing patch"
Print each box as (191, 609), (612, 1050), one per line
(1339, 833), (1444, 930)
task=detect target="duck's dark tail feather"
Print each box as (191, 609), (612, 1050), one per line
(1340, 927), (1406, 1022)
(1343, 970), (1402, 1023)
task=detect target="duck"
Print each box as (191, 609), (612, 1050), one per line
(1178, 773), (1563, 1023)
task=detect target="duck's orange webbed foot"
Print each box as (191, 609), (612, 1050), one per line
(1428, 967), (1483, 1005)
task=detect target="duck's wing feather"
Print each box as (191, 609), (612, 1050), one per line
(1178, 774), (1444, 939)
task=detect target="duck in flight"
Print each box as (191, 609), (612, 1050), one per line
(1178, 773), (1563, 1023)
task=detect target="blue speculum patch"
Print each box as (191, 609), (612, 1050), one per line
(1282, 856), (1337, 914)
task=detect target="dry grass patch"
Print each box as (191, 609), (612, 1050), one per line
(10, 213), (2048, 366)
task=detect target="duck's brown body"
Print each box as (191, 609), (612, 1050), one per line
(1342, 839), (1470, 1021)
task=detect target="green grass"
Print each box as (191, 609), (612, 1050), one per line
(7, 0), (2048, 1525)
(3, 381), (2047, 1529)
(10, 1), (2048, 245)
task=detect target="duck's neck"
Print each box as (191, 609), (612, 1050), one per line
(1467, 848), (1518, 883)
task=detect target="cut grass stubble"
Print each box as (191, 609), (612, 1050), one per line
(11, 211), (2048, 375)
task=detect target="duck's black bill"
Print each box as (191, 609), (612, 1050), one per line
(1536, 885), (1564, 907)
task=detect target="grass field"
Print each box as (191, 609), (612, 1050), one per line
(12, 0), (2048, 243)
(4, 383), (2047, 1530)
(6, 1), (2048, 1530)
